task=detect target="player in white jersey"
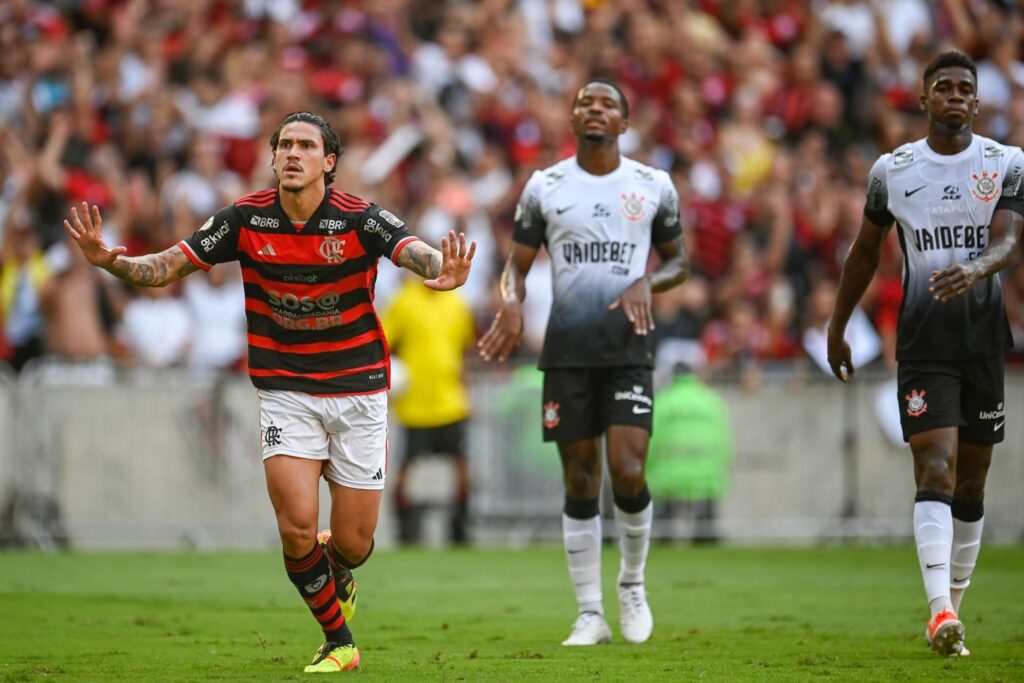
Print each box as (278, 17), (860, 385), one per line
(828, 52), (1024, 657)
(479, 79), (689, 646)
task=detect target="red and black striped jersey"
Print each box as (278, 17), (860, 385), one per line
(178, 188), (420, 395)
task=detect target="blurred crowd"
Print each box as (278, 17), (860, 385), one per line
(3, 0), (1024, 387)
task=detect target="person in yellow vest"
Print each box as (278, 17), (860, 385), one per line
(1, 216), (53, 371)
(381, 274), (475, 544)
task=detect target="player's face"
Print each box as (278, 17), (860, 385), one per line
(272, 121), (336, 192)
(570, 83), (628, 142)
(921, 67), (979, 130)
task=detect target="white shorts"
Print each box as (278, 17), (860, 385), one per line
(257, 389), (388, 490)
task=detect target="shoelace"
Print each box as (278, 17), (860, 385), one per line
(312, 641), (347, 664)
(622, 587), (646, 615)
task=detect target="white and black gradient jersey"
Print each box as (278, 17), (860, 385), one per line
(864, 135), (1024, 361)
(513, 156), (682, 369)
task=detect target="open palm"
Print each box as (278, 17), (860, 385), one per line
(63, 202), (126, 268)
(424, 231), (476, 291)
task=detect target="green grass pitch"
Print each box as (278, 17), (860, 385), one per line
(2, 545), (1023, 681)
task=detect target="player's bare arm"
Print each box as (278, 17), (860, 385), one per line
(396, 230), (476, 291)
(827, 216), (890, 382)
(64, 202), (198, 286)
(479, 242), (539, 362)
(929, 208), (1024, 302)
(610, 235), (689, 336)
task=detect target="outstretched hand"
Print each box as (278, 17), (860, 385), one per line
(609, 276), (654, 336)
(424, 230), (476, 291)
(63, 202), (126, 269)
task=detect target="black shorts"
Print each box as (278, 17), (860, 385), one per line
(541, 366), (653, 443)
(897, 357), (1005, 444)
(403, 420), (467, 461)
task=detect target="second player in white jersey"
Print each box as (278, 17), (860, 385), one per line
(514, 156), (681, 368)
(864, 135), (1024, 360)
(828, 51), (1024, 659)
(479, 79), (689, 648)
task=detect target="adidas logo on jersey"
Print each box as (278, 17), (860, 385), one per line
(257, 244), (277, 257)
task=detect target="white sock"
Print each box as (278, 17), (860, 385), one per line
(950, 516), (984, 614)
(563, 513), (603, 615)
(914, 500), (954, 617)
(614, 501), (652, 585)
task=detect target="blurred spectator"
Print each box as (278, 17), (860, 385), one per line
(414, 162), (496, 311)
(117, 285), (192, 369)
(159, 133), (245, 243)
(718, 86), (774, 198)
(975, 27), (1024, 140)
(381, 274), (476, 546)
(182, 264), (246, 375)
(701, 298), (767, 389)
(40, 236), (120, 365)
(0, 209), (51, 370)
(801, 277), (882, 376)
(648, 363), (735, 544)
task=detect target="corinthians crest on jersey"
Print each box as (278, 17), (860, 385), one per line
(621, 192), (647, 222)
(971, 170), (999, 202)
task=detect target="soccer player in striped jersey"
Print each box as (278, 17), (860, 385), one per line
(64, 111), (476, 673)
(479, 79), (689, 646)
(828, 52), (1024, 657)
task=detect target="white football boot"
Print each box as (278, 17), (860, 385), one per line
(617, 583), (653, 644)
(561, 611), (612, 646)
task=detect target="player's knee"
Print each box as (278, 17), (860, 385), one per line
(914, 455), (955, 491)
(330, 528), (374, 564)
(608, 458), (645, 493)
(277, 519), (318, 556)
(563, 470), (600, 498)
(954, 473), (986, 502)
(912, 440), (955, 485)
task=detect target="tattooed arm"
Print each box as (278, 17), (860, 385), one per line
(65, 202), (199, 287)
(396, 230), (476, 291)
(106, 247), (200, 287)
(395, 240), (443, 279)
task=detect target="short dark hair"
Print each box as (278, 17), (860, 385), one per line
(270, 111), (344, 185)
(574, 78), (630, 118)
(922, 51), (977, 91)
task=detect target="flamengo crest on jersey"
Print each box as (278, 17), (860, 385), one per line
(864, 135), (1024, 361)
(513, 156), (682, 368)
(178, 188), (418, 395)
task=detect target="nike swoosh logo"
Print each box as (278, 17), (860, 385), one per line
(567, 548), (587, 554)
(632, 405), (651, 414)
(952, 575), (971, 583)
(994, 420), (1005, 431)
(555, 205), (575, 215)
(905, 186), (927, 197)
(925, 562), (946, 569)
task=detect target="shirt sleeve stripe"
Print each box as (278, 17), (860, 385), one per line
(390, 235), (421, 261)
(177, 240), (213, 271)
